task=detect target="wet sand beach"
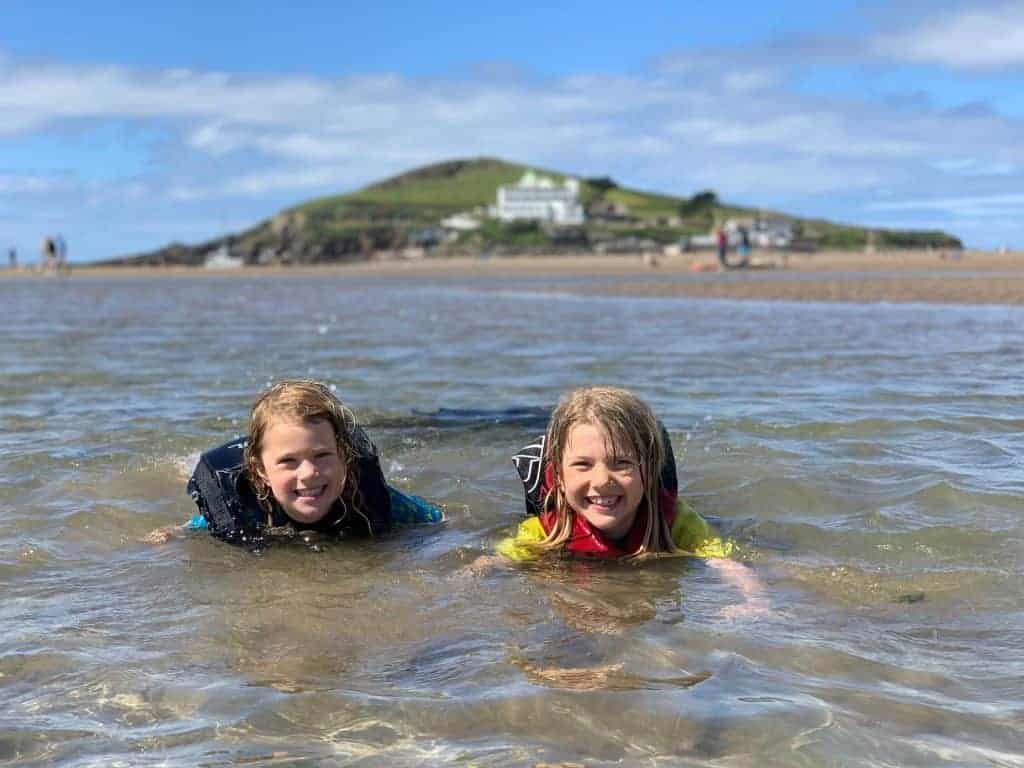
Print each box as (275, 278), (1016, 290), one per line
(7, 249), (1024, 304)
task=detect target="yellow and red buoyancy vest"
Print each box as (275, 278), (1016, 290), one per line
(512, 428), (679, 558)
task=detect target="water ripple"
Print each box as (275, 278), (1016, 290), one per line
(2, 276), (1023, 766)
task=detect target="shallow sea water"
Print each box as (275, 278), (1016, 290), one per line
(1, 273), (1023, 767)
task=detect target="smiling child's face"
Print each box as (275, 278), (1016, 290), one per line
(559, 422), (644, 540)
(258, 417), (346, 524)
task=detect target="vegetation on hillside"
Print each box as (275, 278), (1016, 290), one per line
(100, 156), (962, 266)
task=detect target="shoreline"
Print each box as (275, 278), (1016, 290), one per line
(4, 249), (1023, 305)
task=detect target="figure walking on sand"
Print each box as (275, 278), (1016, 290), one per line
(40, 236), (56, 272)
(716, 227), (728, 268)
(55, 234), (67, 270)
(738, 226), (751, 265)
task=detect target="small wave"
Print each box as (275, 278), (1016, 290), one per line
(366, 406), (550, 431)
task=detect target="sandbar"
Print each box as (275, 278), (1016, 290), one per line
(5, 249), (1023, 305)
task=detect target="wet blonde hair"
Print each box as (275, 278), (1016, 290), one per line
(243, 379), (364, 523)
(538, 386), (677, 558)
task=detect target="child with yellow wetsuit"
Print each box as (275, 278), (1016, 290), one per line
(499, 386), (766, 616)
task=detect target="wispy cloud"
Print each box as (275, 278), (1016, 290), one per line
(871, 3), (1024, 70)
(929, 158), (1018, 177)
(168, 166), (356, 200)
(0, 172), (69, 194)
(868, 193), (1024, 217)
(2, 5), (1024, 257)
(3, 49), (1021, 205)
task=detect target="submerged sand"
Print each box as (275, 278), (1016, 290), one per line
(7, 249), (1024, 305)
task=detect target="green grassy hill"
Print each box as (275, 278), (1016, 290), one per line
(102, 157), (962, 266)
(346, 158), (528, 209)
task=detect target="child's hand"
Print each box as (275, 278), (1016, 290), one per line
(141, 525), (184, 545)
(456, 554), (504, 578)
(521, 662), (624, 691)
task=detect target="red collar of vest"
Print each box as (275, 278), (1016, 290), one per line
(538, 484), (678, 558)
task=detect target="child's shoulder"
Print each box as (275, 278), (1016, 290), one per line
(517, 516), (545, 539)
(495, 516), (546, 561)
(671, 499), (734, 558)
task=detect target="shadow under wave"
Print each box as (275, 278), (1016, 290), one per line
(367, 406), (551, 432)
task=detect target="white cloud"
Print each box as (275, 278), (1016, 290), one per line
(186, 124), (361, 161)
(667, 114), (927, 158)
(722, 68), (779, 93)
(687, 156), (889, 197)
(168, 166), (352, 200)
(0, 173), (67, 194)
(0, 60), (360, 133)
(872, 3), (1024, 70)
(1, 39), (1023, 249)
(929, 158), (1018, 176)
(867, 193), (1024, 217)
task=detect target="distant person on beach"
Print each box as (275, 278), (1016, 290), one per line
(41, 236), (56, 271)
(145, 379), (443, 549)
(55, 234), (67, 270)
(716, 227), (728, 267)
(497, 386), (767, 616)
(7, 246), (15, 269)
(739, 226), (751, 260)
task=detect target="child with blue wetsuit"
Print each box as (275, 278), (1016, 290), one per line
(149, 379), (441, 549)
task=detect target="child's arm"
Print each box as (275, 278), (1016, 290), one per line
(142, 514), (208, 544)
(706, 557), (769, 618)
(495, 516), (546, 562)
(387, 486), (445, 525)
(462, 517), (546, 576)
(672, 500), (769, 618)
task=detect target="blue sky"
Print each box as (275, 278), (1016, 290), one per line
(2, 0), (1023, 261)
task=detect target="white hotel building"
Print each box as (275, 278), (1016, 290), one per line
(489, 172), (585, 226)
